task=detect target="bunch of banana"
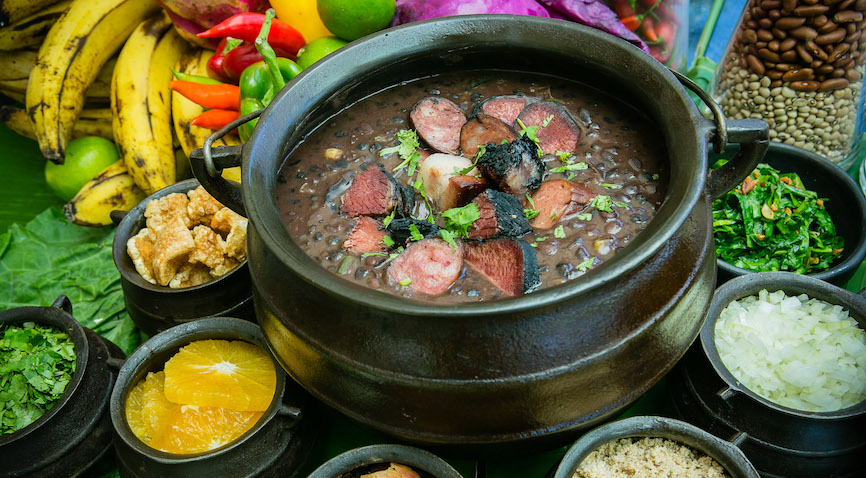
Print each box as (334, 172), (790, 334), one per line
(26, 0), (161, 163)
(0, 0), (65, 27)
(1, 105), (113, 141)
(0, 0), (69, 49)
(64, 160), (146, 227)
(0, 50), (115, 105)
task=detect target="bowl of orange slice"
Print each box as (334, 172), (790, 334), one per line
(109, 317), (317, 477)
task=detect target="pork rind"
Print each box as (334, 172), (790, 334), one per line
(127, 187), (247, 289)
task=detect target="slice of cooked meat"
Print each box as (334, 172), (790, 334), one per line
(441, 175), (487, 211)
(468, 189), (532, 240)
(464, 238), (540, 296)
(516, 101), (582, 155)
(418, 153), (478, 211)
(152, 215), (196, 287)
(410, 97), (466, 154)
(476, 135), (545, 196)
(387, 238), (464, 295)
(476, 95), (533, 127)
(340, 164), (414, 217)
(343, 216), (389, 254)
(145, 192), (193, 232)
(528, 180), (596, 230)
(459, 113), (517, 158)
(386, 217), (441, 246)
(127, 227), (158, 285)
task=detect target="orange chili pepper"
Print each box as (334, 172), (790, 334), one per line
(642, 17), (659, 43)
(190, 109), (239, 130)
(620, 15), (641, 32)
(169, 80), (240, 111)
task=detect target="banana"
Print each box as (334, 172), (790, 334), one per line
(171, 48), (242, 182)
(0, 1), (70, 50)
(149, 28), (186, 184)
(26, 0), (161, 163)
(2, 105), (114, 141)
(111, 13), (176, 194)
(0, 49), (36, 81)
(0, 0), (65, 27)
(63, 159), (146, 227)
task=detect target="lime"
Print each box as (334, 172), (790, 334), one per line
(317, 0), (395, 41)
(296, 36), (348, 69)
(45, 137), (119, 201)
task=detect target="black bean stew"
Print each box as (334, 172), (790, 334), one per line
(275, 71), (668, 302)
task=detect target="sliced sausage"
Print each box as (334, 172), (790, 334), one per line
(464, 238), (540, 296)
(476, 95), (533, 127)
(388, 238), (464, 295)
(476, 135), (545, 196)
(410, 97), (466, 154)
(528, 180), (596, 230)
(516, 101), (582, 155)
(459, 113), (518, 158)
(418, 153), (477, 211)
(340, 164), (414, 217)
(468, 189), (532, 240)
(441, 175), (487, 211)
(343, 217), (388, 254)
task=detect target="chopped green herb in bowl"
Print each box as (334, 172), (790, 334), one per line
(711, 162), (844, 275)
(0, 322), (77, 436)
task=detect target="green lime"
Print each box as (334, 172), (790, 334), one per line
(45, 136), (119, 201)
(296, 36), (348, 69)
(317, 0), (395, 41)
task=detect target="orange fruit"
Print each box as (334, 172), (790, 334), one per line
(126, 372), (175, 446)
(162, 340), (277, 412)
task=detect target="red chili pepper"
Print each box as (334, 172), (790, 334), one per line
(655, 20), (675, 45)
(207, 39), (232, 83)
(642, 17), (659, 43)
(198, 13), (305, 57)
(190, 109), (239, 130)
(612, 0), (636, 18)
(169, 80), (240, 110)
(222, 43), (266, 82)
(620, 15), (641, 32)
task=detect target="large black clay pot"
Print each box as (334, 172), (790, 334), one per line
(190, 16), (769, 451)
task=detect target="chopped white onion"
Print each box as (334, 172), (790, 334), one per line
(715, 289), (866, 412)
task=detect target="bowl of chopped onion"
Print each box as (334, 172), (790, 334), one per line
(712, 143), (866, 286)
(669, 271), (866, 478)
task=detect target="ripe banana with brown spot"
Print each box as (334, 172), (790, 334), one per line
(111, 12), (180, 194)
(0, 55), (115, 102)
(26, 0), (161, 163)
(1, 105), (114, 141)
(0, 49), (36, 81)
(171, 48), (242, 182)
(63, 159), (146, 227)
(0, 0), (69, 50)
(0, 0), (65, 27)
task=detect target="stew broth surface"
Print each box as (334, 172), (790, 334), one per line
(275, 71), (668, 302)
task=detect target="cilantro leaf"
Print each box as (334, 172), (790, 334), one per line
(381, 236), (395, 247)
(541, 114), (555, 127)
(399, 277), (412, 286)
(382, 129), (422, 175)
(439, 229), (457, 251)
(408, 224), (424, 242)
(589, 195), (613, 212)
(576, 212), (592, 221)
(456, 145), (485, 175)
(554, 225), (566, 238)
(550, 162), (588, 174)
(440, 203), (480, 238)
(576, 257), (595, 272)
(524, 193), (539, 220)
(515, 118), (539, 146)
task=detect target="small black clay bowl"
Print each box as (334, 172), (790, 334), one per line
(0, 295), (124, 478)
(690, 271), (866, 476)
(112, 179), (254, 336)
(552, 416), (759, 478)
(109, 317), (316, 477)
(308, 444), (464, 478)
(713, 143), (866, 286)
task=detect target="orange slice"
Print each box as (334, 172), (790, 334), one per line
(154, 405), (263, 454)
(125, 371), (177, 446)
(162, 339), (277, 411)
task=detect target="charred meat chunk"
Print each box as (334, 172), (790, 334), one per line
(528, 180), (596, 230)
(475, 95), (533, 127)
(441, 175), (487, 211)
(343, 217), (389, 254)
(516, 101), (582, 155)
(340, 164), (414, 217)
(386, 217), (441, 246)
(476, 135), (545, 196)
(464, 238), (540, 296)
(468, 189), (531, 240)
(459, 113), (517, 158)
(388, 238), (464, 295)
(410, 97), (467, 154)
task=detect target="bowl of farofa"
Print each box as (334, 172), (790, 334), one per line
(112, 179), (254, 335)
(552, 416), (758, 478)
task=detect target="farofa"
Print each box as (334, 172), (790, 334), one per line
(574, 437), (730, 478)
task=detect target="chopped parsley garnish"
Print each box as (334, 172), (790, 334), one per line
(381, 235), (395, 247)
(456, 145), (485, 175)
(529, 242), (538, 248)
(601, 183), (622, 189)
(541, 114), (555, 127)
(589, 195), (613, 212)
(613, 200), (631, 209)
(576, 257), (595, 272)
(652, 173), (660, 180)
(524, 193), (539, 220)
(399, 277), (412, 286)
(515, 118), (540, 146)
(382, 129), (422, 175)
(553, 225), (566, 238)
(550, 162), (588, 174)
(576, 212), (592, 221)
(408, 224), (424, 242)
(383, 209), (396, 228)
(439, 229), (457, 250)
(536, 236), (548, 242)
(555, 150), (572, 162)
(412, 178), (435, 224)
(440, 202), (480, 238)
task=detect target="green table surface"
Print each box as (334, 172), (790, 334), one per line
(2, 121), (865, 477)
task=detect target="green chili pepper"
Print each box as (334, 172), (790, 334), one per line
(237, 9), (302, 141)
(169, 67), (224, 85)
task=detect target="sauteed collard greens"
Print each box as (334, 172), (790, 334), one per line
(711, 162), (844, 274)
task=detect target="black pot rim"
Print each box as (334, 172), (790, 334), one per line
(238, 14), (709, 316)
(715, 143), (866, 282)
(108, 317), (287, 462)
(307, 444), (464, 478)
(0, 296), (89, 446)
(553, 416), (759, 478)
(112, 178), (248, 294)
(701, 271), (866, 419)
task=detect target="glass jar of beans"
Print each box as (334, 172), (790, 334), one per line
(713, 0), (866, 168)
